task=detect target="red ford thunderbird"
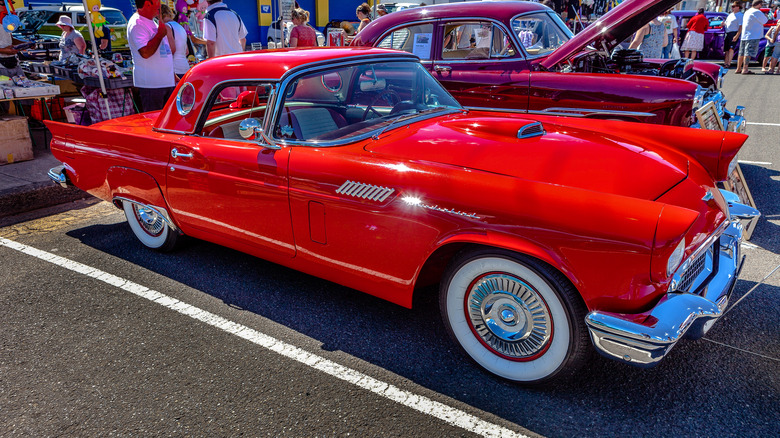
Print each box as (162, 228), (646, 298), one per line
(47, 48), (759, 384)
(351, 0), (746, 133)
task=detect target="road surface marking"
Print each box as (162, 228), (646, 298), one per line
(0, 237), (529, 438)
(746, 122), (780, 127)
(738, 160), (773, 165)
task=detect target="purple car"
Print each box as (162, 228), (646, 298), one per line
(673, 10), (768, 62)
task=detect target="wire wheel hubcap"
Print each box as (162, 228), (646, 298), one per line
(466, 273), (552, 360)
(133, 204), (165, 237)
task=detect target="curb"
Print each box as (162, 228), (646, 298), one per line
(0, 181), (90, 219)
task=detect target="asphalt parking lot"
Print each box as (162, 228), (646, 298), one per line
(0, 70), (778, 437)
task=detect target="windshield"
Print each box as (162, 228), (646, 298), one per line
(511, 12), (572, 57)
(274, 61), (461, 143)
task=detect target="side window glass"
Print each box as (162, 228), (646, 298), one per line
(490, 26), (515, 58)
(511, 12), (571, 57)
(200, 82), (273, 140)
(377, 23), (434, 60)
(442, 22), (512, 60)
(76, 13), (87, 25)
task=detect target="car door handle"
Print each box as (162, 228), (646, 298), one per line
(434, 65), (452, 73)
(171, 148), (193, 159)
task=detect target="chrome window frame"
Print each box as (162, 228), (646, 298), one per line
(435, 18), (520, 63)
(176, 82), (196, 116)
(508, 10), (574, 60)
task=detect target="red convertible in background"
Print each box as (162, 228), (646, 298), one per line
(47, 48), (758, 384)
(352, 0), (746, 133)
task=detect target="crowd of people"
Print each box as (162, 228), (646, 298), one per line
(625, 1), (779, 75)
(127, 0), (246, 112)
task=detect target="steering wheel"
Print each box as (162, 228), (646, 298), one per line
(362, 90), (401, 121)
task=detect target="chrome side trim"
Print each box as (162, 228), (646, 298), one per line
(113, 197), (178, 232)
(467, 106), (657, 119)
(335, 181), (395, 202)
(47, 165), (70, 188)
(538, 107), (657, 118)
(585, 220), (745, 368)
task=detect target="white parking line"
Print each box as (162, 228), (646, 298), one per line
(738, 160), (773, 165)
(0, 237), (529, 438)
(746, 122), (780, 127)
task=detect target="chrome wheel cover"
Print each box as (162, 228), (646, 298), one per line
(133, 204), (165, 237)
(466, 273), (552, 359)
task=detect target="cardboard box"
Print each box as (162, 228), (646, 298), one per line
(0, 116), (33, 165)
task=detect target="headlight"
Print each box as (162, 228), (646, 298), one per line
(667, 238), (686, 277)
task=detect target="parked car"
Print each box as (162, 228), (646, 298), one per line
(378, 2), (419, 13)
(267, 16), (326, 47)
(17, 3), (129, 52)
(351, 0), (746, 133)
(46, 47), (758, 384)
(323, 19), (361, 45)
(673, 10), (767, 62)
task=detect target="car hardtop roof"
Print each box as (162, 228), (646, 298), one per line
(22, 2), (122, 13)
(367, 1), (547, 24)
(673, 10), (727, 16)
(187, 47), (418, 81)
(156, 47), (420, 133)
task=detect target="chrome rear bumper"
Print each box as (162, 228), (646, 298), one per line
(585, 197), (759, 368)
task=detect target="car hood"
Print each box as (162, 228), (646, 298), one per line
(366, 113), (689, 201)
(541, 0), (680, 69)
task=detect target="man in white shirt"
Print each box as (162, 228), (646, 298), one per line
(723, 3), (743, 68)
(128, 0), (175, 112)
(203, 0), (247, 58)
(658, 9), (679, 59)
(736, 0), (769, 75)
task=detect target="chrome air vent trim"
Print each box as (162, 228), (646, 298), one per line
(336, 180), (395, 202)
(517, 122), (545, 139)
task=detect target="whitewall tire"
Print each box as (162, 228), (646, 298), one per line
(439, 249), (590, 384)
(123, 201), (181, 252)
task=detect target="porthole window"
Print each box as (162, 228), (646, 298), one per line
(176, 82), (196, 116)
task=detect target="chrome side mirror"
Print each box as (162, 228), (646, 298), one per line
(239, 118), (263, 140)
(238, 117), (281, 150)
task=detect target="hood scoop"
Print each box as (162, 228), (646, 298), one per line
(517, 122), (545, 139)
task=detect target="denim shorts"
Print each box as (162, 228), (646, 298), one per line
(772, 44), (780, 60)
(739, 39), (761, 58)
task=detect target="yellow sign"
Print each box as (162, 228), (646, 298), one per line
(258, 0), (272, 26)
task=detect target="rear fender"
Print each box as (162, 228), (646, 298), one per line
(106, 166), (168, 211)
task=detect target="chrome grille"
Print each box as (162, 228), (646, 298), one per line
(677, 245), (713, 293)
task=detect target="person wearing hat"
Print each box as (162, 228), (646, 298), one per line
(376, 4), (388, 17)
(56, 15), (86, 62)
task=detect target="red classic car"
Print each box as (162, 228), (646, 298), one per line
(47, 48), (758, 384)
(351, 0), (746, 133)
